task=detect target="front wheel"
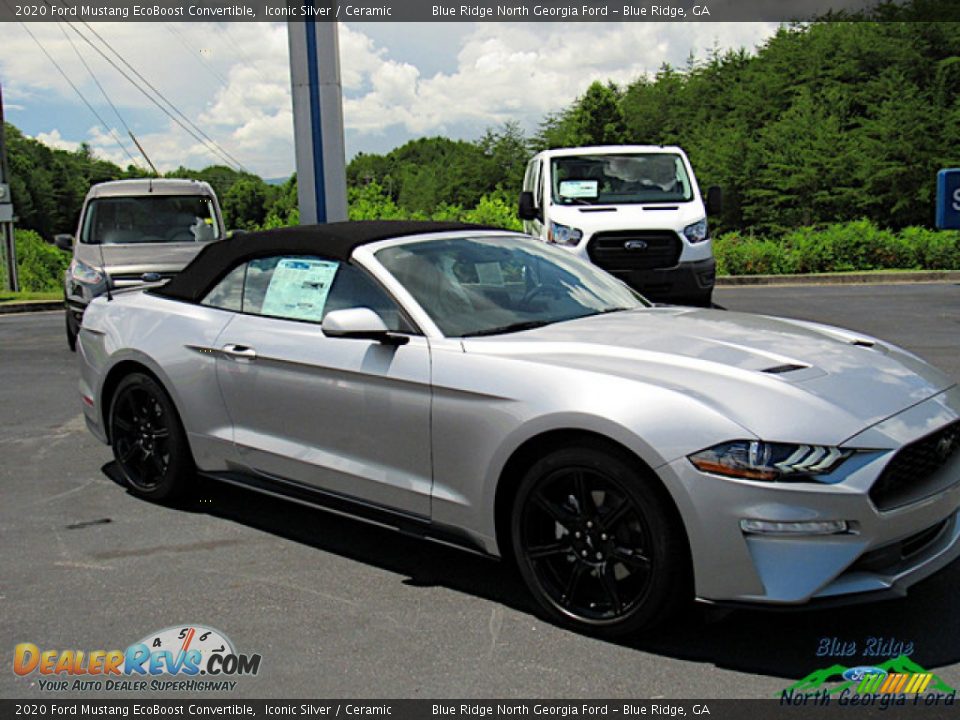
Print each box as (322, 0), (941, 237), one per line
(108, 373), (194, 501)
(510, 446), (691, 637)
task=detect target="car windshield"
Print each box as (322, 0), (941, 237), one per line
(80, 195), (220, 245)
(550, 153), (692, 205)
(375, 235), (648, 337)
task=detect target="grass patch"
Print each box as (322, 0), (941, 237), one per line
(0, 290), (61, 303)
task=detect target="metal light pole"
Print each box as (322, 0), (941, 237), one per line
(287, 12), (348, 225)
(0, 82), (18, 292)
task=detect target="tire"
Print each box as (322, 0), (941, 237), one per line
(65, 311), (78, 352)
(108, 373), (194, 501)
(510, 445), (691, 637)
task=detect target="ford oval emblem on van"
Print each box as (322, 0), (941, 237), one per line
(624, 240), (648, 250)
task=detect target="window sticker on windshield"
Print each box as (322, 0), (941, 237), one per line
(475, 262), (505, 285)
(261, 258), (339, 321)
(558, 180), (598, 198)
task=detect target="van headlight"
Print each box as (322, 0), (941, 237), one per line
(69, 259), (104, 285)
(548, 221), (583, 247)
(688, 440), (853, 481)
(683, 218), (708, 244)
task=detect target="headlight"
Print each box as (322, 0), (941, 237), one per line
(548, 221), (583, 246)
(683, 218), (708, 244)
(688, 440), (853, 481)
(69, 258), (104, 285)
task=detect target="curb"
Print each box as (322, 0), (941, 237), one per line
(717, 270), (960, 287)
(0, 300), (62, 315)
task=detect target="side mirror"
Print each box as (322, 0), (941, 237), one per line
(705, 186), (723, 216)
(321, 308), (409, 346)
(54, 234), (75, 251)
(518, 191), (539, 221)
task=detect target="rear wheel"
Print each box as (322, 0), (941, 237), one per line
(108, 373), (193, 501)
(511, 446), (690, 637)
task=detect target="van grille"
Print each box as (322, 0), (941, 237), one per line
(110, 272), (177, 285)
(587, 230), (682, 272)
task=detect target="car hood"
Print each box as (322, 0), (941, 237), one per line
(461, 307), (955, 445)
(548, 201), (703, 233)
(75, 242), (212, 277)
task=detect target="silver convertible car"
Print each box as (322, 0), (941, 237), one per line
(77, 221), (960, 636)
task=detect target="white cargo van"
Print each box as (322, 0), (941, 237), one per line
(518, 145), (721, 306)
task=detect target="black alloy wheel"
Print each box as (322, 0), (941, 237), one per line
(109, 373), (193, 501)
(512, 446), (690, 636)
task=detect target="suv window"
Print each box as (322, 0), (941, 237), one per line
(200, 256), (412, 332)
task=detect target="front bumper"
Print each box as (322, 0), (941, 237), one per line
(605, 257), (715, 303)
(663, 385), (960, 606)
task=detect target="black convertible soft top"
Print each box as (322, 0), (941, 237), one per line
(155, 220), (497, 303)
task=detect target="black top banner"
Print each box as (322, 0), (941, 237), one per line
(1, 0), (959, 22)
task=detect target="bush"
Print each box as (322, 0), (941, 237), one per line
(15, 229), (69, 292)
(901, 226), (960, 270)
(715, 220), (959, 275)
(459, 191), (522, 230)
(714, 233), (796, 275)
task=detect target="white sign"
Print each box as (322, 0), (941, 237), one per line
(261, 258), (338, 322)
(558, 180), (598, 199)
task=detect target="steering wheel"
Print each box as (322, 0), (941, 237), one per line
(519, 284), (563, 309)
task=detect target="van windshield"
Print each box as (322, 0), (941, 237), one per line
(80, 196), (220, 245)
(550, 153), (693, 205)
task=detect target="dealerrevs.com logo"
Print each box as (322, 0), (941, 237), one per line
(13, 625), (262, 692)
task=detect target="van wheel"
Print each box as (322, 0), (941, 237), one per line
(65, 311), (78, 352)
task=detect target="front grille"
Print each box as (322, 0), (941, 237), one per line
(870, 419), (960, 510)
(587, 230), (682, 272)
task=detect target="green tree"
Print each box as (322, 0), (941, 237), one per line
(222, 177), (269, 230)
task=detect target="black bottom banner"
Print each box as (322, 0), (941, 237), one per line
(1, 699), (958, 720)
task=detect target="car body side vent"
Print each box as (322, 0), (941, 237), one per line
(761, 363), (809, 374)
(851, 339), (875, 348)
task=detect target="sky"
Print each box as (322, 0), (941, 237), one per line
(0, 21), (778, 179)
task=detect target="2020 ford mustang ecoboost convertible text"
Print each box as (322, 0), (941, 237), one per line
(77, 221), (960, 636)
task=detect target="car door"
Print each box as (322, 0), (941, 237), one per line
(209, 254), (433, 517)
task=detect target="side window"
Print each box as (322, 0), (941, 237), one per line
(324, 264), (412, 333)
(523, 160), (536, 192)
(201, 264), (246, 311)
(534, 161), (544, 208)
(219, 255), (411, 332)
(245, 256), (338, 322)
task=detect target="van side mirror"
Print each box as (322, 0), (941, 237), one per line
(54, 234), (75, 251)
(518, 191), (539, 221)
(706, 186), (722, 216)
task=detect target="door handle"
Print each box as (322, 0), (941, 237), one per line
(221, 344), (257, 360)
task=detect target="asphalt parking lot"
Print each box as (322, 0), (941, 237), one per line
(2, 282), (959, 699)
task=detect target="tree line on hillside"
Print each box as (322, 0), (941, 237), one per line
(5, 0), (960, 242)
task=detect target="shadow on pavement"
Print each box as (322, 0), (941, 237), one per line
(103, 461), (960, 681)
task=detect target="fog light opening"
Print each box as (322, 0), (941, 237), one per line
(740, 519), (849, 536)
